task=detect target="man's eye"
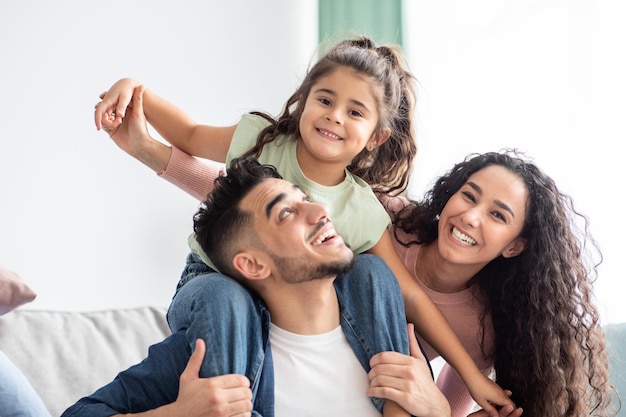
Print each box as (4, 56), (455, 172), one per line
(279, 208), (293, 220)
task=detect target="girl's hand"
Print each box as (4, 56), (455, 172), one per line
(368, 323), (451, 417)
(94, 77), (141, 131)
(467, 376), (516, 417)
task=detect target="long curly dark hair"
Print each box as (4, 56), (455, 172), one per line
(392, 149), (617, 417)
(242, 36), (417, 195)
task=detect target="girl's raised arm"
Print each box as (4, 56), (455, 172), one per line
(95, 78), (236, 163)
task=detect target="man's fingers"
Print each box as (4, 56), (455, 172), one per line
(407, 322), (425, 361)
(128, 85), (145, 115)
(182, 338), (206, 380)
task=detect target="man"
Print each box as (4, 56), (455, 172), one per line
(62, 157), (450, 417)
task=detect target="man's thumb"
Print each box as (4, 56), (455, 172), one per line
(182, 338), (206, 379)
(407, 323), (424, 360)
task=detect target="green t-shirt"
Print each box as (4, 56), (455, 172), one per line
(189, 113), (391, 270)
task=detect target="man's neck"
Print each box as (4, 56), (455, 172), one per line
(264, 280), (340, 335)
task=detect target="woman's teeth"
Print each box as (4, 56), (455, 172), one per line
(451, 227), (476, 245)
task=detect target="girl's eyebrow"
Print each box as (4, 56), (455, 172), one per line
(467, 181), (516, 218)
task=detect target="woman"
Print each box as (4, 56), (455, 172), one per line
(383, 149), (616, 417)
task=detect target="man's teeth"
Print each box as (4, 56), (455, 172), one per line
(451, 227), (476, 245)
(312, 231), (334, 245)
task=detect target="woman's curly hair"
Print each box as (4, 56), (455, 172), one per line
(392, 149), (618, 417)
(243, 36), (417, 195)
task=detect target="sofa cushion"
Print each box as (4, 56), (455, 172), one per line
(0, 306), (170, 416)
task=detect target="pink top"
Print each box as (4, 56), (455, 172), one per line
(386, 197), (495, 417)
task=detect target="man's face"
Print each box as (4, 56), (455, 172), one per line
(239, 178), (354, 282)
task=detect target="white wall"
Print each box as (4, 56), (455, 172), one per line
(1, 0), (624, 325)
(0, 0), (317, 312)
(403, 0), (626, 324)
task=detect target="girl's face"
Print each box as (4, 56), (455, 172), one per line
(437, 165), (528, 268)
(297, 66), (389, 169)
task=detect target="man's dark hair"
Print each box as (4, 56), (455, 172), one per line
(193, 156), (283, 277)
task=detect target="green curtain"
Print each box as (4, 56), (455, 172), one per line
(318, 0), (403, 47)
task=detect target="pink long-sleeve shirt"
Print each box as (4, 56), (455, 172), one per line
(386, 197), (496, 417)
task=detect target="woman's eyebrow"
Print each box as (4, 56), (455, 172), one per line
(467, 181), (515, 218)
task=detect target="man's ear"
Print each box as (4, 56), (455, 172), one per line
(502, 238), (527, 258)
(367, 127), (391, 151)
(232, 251), (271, 280)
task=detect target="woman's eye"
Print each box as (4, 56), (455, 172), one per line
(462, 191), (476, 202)
(491, 211), (506, 222)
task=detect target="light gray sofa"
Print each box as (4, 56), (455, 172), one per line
(0, 307), (624, 417)
(0, 307), (170, 416)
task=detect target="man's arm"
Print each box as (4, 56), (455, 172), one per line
(61, 336), (253, 417)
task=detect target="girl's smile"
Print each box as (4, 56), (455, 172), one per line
(296, 66), (385, 184)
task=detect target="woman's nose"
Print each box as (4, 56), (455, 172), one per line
(461, 207), (481, 228)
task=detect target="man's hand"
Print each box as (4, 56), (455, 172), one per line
(171, 339), (253, 417)
(368, 323), (451, 417)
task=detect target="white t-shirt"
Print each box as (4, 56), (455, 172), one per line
(270, 323), (381, 417)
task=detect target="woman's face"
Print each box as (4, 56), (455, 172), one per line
(437, 165), (528, 268)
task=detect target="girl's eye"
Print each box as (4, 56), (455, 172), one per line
(318, 98), (331, 106)
(349, 109), (363, 118)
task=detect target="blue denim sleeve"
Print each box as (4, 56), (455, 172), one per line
(60, 332), (189, 417)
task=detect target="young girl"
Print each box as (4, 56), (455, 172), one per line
(380, 150), (616, 417)
(96, 37), (514, 416)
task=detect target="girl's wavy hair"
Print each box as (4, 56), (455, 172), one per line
(243, 36), (417, 195)
(392, 149), (618, 417)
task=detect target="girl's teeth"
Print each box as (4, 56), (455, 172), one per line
(320, 130), (340, 140)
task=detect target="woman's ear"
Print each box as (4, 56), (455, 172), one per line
(502, 238), (527, 258)
(232, 251), (271, 281)
(367, 127), (391, 151)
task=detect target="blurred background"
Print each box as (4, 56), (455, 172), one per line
(1, 0), (624, 325)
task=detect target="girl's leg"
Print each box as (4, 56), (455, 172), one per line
(334, 253), (412, 413)
(167, 253), (266, 394)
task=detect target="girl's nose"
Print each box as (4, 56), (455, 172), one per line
(325, 108), (344, 125)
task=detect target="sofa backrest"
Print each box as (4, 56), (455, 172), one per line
(0, 307), (170, 416)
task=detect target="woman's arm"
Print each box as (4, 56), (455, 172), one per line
(95, 78), (236, 162)
(368, 230), (513, 417)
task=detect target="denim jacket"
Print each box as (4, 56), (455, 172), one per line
(61, 255), (410, 417)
